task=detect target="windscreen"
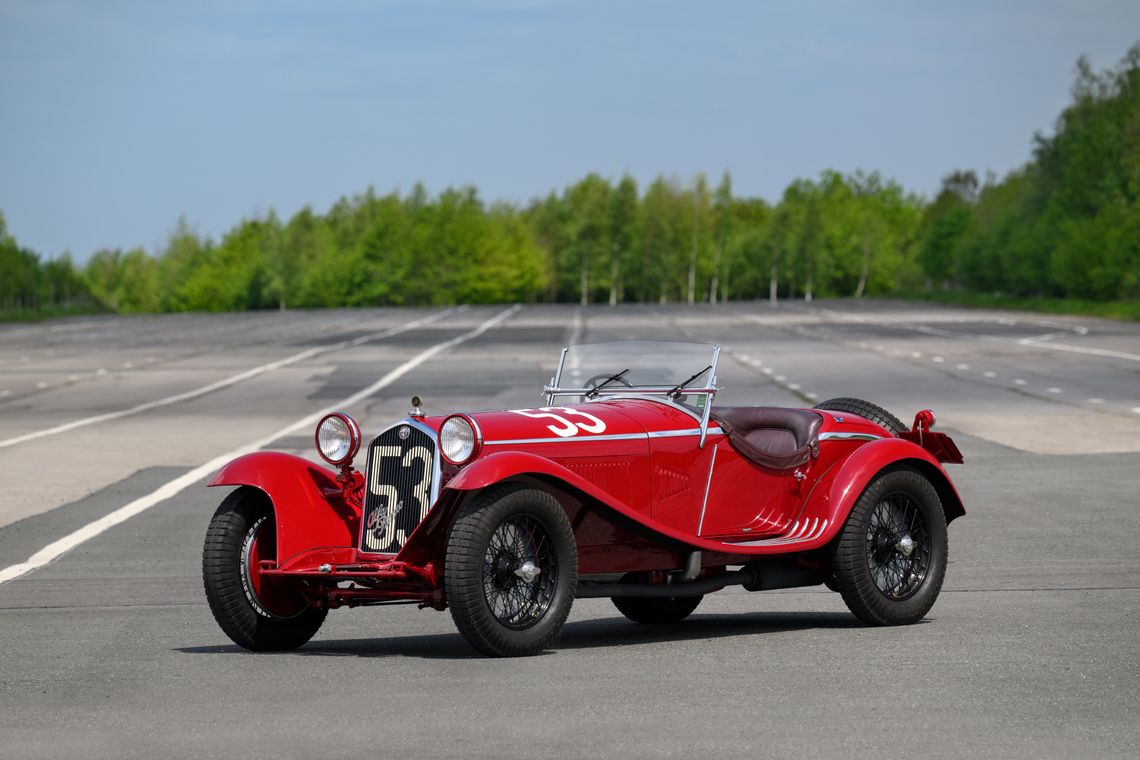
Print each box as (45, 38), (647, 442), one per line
(554, 340), (719, 390)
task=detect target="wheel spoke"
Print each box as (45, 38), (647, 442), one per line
(481, 515), (557, 630)
(865, 490), (932, 601)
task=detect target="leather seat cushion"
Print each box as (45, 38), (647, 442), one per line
(744, 428), (798, 457)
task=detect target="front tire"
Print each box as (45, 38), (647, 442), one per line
(202, 487), (327, 651)
(445, 485), (577, 657)
(831, 468), (948, 626)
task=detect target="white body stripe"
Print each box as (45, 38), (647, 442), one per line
(732, 519), (830, 546)
(819, 432), (882, 442)
(484, 426), (724, 447)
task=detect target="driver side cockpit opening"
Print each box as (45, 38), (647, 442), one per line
(711, 406), (823, 471)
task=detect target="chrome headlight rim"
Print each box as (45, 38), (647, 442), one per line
(315, 411), (362, 466)
(439, 414), (481, 465)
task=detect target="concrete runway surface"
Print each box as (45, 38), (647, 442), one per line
(1, 300), (1138, 759)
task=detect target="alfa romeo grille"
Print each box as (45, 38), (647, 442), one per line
(359, 422), (439, 554)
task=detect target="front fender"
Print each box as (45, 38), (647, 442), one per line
(209, 452), (361, 566)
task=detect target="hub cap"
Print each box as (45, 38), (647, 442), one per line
(482, 516), (556, 630)
(866, 493), (931, 601)
(240, 516), (307, 619)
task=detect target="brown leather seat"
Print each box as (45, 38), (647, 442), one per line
(711, 407), (823, 470)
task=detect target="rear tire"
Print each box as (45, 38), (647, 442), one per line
(202, 487), (327, 651)
(612, 594), (702, 624)
(831, 468), (948, 626)
(445, 485), (577, 657)
(813, 397), (906, 433)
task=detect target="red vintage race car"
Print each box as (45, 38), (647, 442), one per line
(202, 340), (964, 657)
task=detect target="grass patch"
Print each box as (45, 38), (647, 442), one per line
(895, 292), (1140, 321)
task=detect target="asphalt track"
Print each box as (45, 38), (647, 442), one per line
(1, 301), (1138, 759)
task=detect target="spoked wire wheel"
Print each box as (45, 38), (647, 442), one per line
(482, 516), (558, 630)
(831, 467), (948, 626)
(866, 493), (932, 601)
(446, 485), (577, 656)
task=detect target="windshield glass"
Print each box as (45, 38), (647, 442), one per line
(552, 340), (719, 394)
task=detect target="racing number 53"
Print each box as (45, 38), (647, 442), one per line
(509, 407), (607, 437)
(366, 444), (432, 550)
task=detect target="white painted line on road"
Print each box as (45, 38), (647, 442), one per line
(567, 308), (584, 348)
(122, 361), (133, 369)
(806, 392), (818, 400)
(96, 368), (107, 375)
(1018, 331), (1073, 344)
(0, 308), (459, 450)
(775, 375), (786, 382)
(804, 305), (1116, 359)
(0, 305), (520, 585)
(0, 390), (10, 398)
(932, 356), (944, 363)
(750, 359), (762, 366)
(68, 374), (79, 382)
(1132, 407), (1140, 415)
(983, 371), (997, 378)
(1088, 398), (1104, 404)
(762, 368), (773, 375)
(956, 363), (970, 370)
(1047, 387), (1062, 394)
(35, 382), (48, 389)
(1019, 341), (1140, 363)
(1014, 379), (1028, 386)
(911, 352), (922, 358)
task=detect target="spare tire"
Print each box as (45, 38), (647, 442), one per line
(812, 397), (906, 433)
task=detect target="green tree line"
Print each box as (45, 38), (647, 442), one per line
(0, 212), (95, 316)
(2, 45), (1137, 318)
(919, 45), (1140, 300)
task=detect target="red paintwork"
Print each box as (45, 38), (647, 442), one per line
(208, 395), (964, 607)
(245, 516), (309, 616)
(208, 452), (362, 567)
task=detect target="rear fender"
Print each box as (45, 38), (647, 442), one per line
(802, 438), (966, 541)
(208, 452), (361, 566)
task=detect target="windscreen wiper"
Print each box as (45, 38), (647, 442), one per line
(586, 368), (630, 399)
(667, 365), (712, 400)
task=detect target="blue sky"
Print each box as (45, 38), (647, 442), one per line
(2, 0), (1138, 261)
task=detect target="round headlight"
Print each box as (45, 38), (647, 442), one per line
(315, 412), (361, 466)
(440, 415), (479, 464)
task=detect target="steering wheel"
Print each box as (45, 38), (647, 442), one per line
(584, 373), (634, 397)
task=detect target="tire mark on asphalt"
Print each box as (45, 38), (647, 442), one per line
(0, 305), (521, 584)
(744, 306), (1140, 416)
(0, 307), (461, 449)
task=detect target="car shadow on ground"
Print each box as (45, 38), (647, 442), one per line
(175, 610), (864, 660)
(557, 610), (864, 650)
